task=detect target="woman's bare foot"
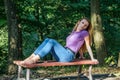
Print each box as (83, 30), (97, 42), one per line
(14, 60), (34, 67)
(14, 54), (40, 67)
(23, 53), (35, 62)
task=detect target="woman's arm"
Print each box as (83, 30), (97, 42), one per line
(84, 35), (98, 61)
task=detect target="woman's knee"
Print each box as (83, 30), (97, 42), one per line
(49, 39), (57, 43)
(44, 38), (58, 46)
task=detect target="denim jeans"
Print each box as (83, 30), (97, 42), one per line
(34, 38), (75, 62)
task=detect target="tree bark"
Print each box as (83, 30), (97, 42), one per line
(4, 0), (22, 74)
(91, 0), (107, 65)
(118, 53), (120, 67)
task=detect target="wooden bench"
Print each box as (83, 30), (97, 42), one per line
(13, 59), (98, 80)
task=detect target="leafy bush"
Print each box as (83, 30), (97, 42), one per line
(0, 25), (8, 74)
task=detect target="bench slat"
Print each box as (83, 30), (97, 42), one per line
(13, 59), (98, 68)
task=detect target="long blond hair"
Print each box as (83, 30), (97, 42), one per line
(73, 18), (93, 53)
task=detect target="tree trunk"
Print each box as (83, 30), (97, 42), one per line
(91, 0), (107, 65)
(118, 53), (120, 67)
(4, 0), (22, 74)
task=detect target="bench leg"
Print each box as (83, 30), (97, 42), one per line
(77, 65), (82, 80)
(26, 68), (30, 80)
(17, 66), (22, 79)
(88, 65), (93, 80)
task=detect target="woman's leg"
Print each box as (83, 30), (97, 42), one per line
(27, 38), (74, 62)
(17, 38), (74, 66)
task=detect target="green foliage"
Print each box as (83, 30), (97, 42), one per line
(22, 31), (39, 57)
(105, 56), (115, 64)
(0, 19), (6, 27)
(0, 0), (120, 74)
(101, 0), (120, 63)
(0, 24), (8, 73)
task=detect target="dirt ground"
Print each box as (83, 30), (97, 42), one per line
(0, 66), (120, 80)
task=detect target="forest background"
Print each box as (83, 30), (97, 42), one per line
(0, 0), (120, 75)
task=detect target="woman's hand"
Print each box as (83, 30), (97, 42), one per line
(92, 58), (99, 64)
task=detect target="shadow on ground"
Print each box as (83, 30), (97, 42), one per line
(50, 74), (120, 80)
(8, 74), (120, 80)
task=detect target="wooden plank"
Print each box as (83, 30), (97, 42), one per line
(13, 59), (98, 68)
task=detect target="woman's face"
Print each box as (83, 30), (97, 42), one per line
(77, 19), (89, 31)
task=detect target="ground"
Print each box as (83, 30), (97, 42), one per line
(0, 66), (120, 80)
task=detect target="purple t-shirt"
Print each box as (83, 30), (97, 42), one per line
(65, 30), (89, 53)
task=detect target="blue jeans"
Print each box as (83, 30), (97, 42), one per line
(34, 38), (75, 62)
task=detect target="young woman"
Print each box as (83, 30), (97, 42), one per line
(15, 18), (98, 66)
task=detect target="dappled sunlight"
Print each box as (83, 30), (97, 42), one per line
(10, 37), (16, 49)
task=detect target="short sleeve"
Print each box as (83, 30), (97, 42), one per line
(82, 30), (89, 38)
